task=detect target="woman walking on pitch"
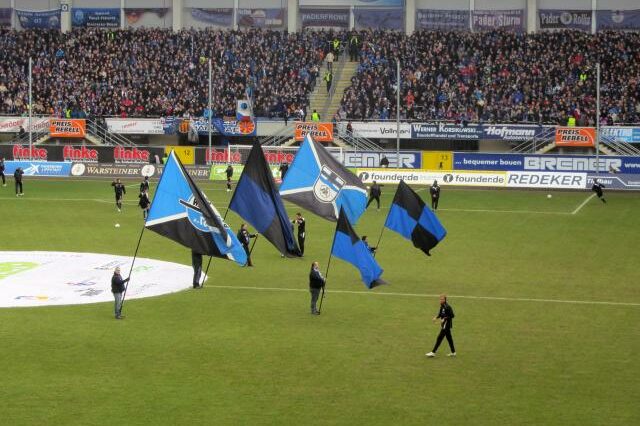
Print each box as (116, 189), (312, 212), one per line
(426, 295), (456, 357)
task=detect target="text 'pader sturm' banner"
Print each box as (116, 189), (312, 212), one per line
(416, 9), (469, 31)
(300, 9), (349, 28)
(472, 9), (525, 32)
(16, 9), (61, 29)
(538, 10), (592, 31)
(597, 10), (640, 31)
(72, 8), (120, 28)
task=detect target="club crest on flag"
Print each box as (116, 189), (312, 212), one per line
(313, 166), (345, 203)
(180, 195), (224, 234)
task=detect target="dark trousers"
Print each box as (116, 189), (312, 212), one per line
(310, 287), (321, 313)
(1, 172), (5, 184)
(15, 181), (22, 194)
(227, 178), (231, 190)
(192, 254), (203, 288)
(298, 234), (305, 256)
(366, 195), (380, 209)
(432, 328), (455, 353)
(432, 197), (439, 210)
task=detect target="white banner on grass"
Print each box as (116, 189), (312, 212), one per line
(105, 118), (165, 134)
(0, 251), (201, 307)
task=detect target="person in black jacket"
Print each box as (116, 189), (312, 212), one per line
(309, 261), (325, 315)
(140, 175), (150, 194)
(138, 189), (151, 219)
(361, 235), (376, 254)
(426, 295), (456, 357)
(237, 223), (257, 266)
(111, 266), (129, 319)
(111, 178), (126, 212)
(366, 181), (382, 210)
(225, 164), (234, 192)
(279, 162), (289, 181)
(292, 212), (306, 256)
(14, 167), (24, 196)
(592, 178), (606, 203)
(192, 251), (203, 289)
(0, 157), (6, 186)
(430, 180), (441, 210)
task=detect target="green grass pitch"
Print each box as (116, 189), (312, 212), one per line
(0, 179), (638, 425)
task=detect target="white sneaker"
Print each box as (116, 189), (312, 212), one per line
(447, 352), (456, 357)
(117, 208), (121, 212)
(425, 352), (435, 357)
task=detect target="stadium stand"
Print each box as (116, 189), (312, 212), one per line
(339, 30), (640, 125)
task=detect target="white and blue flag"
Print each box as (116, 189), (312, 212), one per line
(146, 151), (247, 266)
(280, 135), (367, 224)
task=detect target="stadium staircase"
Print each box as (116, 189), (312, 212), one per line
(307, 54), (358, 121)
(510, 127), (556, 154)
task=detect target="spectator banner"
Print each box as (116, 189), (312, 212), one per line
(106, 118), (165, 135)
(300, 0), (402, 6)
(0, 117), (50, 133)
(300, 9), (349, 28)
(72, 8), (120, 28)
(294, 122), (334, 142)
(190, 8), (233, 27)
(555, 127), (595, 147)
(351, 122), (412, 139)
(354, 8), (404, 30)
(212, 118), (256, 137)
(471, 10), (525, 32)
(341, 151), (422, 169)
(124, 8), (169, 25)
(601, 126), (640, 144)
(49, 119), (86, 138)
(539, 10), (592, 31)
(506, 172), (586, 189)
(0, 8), (11, 27)
(586, 174), (640, 190)
(452, 153), (640, 174)
(237, 9), (286, 28)
(16, 9), (61, 29)
(412, 123), (481, 140)
(597, 10), (640, 31)
(357, 169), (507, 187)
(4, 161), (72, 177)
(416, 9), (470, 31)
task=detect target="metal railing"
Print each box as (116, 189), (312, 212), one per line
(336, 125), (384, 151)
(510, 127), (556, 153)
(86, 118), (135, 147)
(599, 134), (640, 156)
(261, 122), (295, 146)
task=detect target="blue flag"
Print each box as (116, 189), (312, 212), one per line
(229, 143), (300, 257)
(280, 134), (367, 224)
(146, 151), (247, 266)
(331, 207), (386, 288)
(384, 180), (446, 256)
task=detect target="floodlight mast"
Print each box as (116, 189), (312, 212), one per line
(29, 57), (33, 161)
(396, 59), (400, 167)
(596, 62), (600, 178)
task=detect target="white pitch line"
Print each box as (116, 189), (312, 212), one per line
(204, 285), (640, 307)
(572, 193), (596, 215)
(439, 207), (570, 215)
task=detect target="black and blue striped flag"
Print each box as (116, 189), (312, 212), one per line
(229, 143), (300, 257)
(384, 180), (446, 256)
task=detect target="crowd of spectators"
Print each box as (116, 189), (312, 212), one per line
(1, 28), (639, 126)
(0, 28), (331, 119)
(339, 30), (640, 125)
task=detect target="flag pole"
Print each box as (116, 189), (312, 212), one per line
(202, 256), (213, 288)
(249, 235), (258, 257)
(373, 223), (387, 258)
(120, 224), (146, 312)
(318, 220), (339, 313)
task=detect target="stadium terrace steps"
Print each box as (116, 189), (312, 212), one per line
(307, 58), (359, 121)
(325, 61), (359, 119)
